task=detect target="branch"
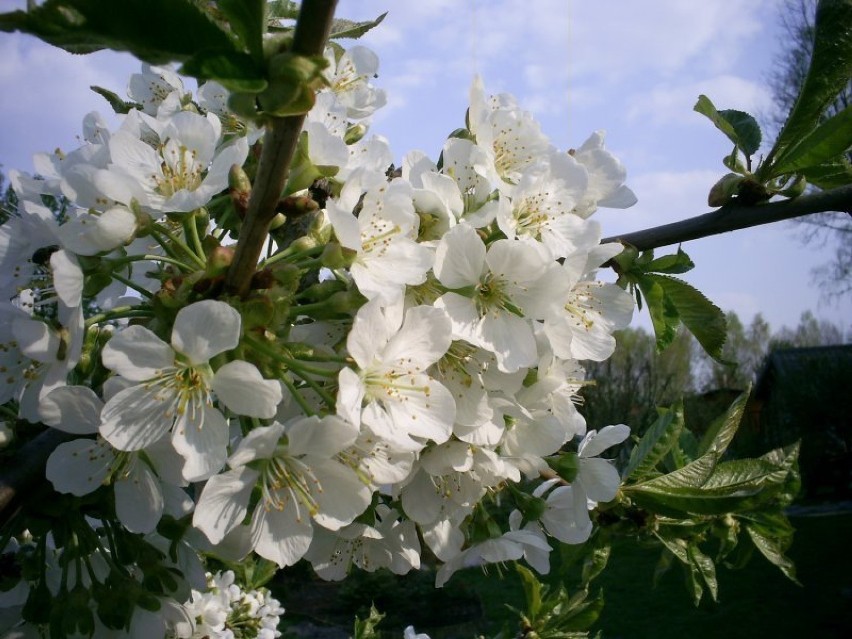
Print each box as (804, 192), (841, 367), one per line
(224, 0), (339, 298)
(602, 185), (852, 251)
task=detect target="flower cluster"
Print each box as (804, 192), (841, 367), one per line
(1, 37), (636, 635)
(179, 571), (284, 639)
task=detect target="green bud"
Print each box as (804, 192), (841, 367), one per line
(227, 92), (260, 120)
(206, 246), (234, 276)
(344, 123), (368, 144)
(298, 279), (348, 303)
(550, 451), (580, 483)
(707, 172), (744, 207)
(269, 212), (288, 230)
(320, 242), (356, 269)
(778, 174), (807, 198)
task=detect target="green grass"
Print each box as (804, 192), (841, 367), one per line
(276, 512), (852, 638)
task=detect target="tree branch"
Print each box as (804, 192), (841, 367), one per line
(224, 0), (339, 298)
(601, 185), (852, 251)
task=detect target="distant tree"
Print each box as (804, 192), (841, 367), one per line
(770, 309), (846, 349)
(767, 0), (852, 301)
(0, 171), (17, 224)
(581, 326), (695, 433)
(696, 311), (772, 391)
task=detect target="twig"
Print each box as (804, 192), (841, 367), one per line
(602, 185), (852, 251)
(224, 0), (339, 297)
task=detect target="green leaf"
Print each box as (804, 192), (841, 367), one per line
(180, 50), (267, 92)
(90, 85), (141, 114)
(762, 0), (852, 178)
(644, 247), (695, 275)
(695, 389), (748, 458)
(630, 450), (719, 493)
(580, 544), (611, 587)
(653, 274), (727, 360)
(745, 523), (800, 584)
(687, 543), (718, 603)
(718, 109), (762, 157)
(330, 12), (387, 39)
(0, 0), (238, 64)
(217, 0), (265, 61)
(623, 402), (685, 481)
(800, 158), (852, 189)
(693, 95), (761, 156)
(771, 105), (852, 175)
(352, 604), (385, 639)
(516, 564), (543, 619)
(636, 274), (678, 351)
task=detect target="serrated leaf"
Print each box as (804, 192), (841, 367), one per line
(516, 564), (543, 619)
(623, 402), (685, 481)
(90, 85), (141, 114)
(652, 274), (727, 361)
(772, 105), (852, 176)
(630, 450), (718, 493)
(687, 543), (718, 603)
(762, 0), (852, 178)
(745, 523), (800, 584)
(718, 109), (762, 156)
(670, 429), (699, 468)
(694, 96), (761, 157)
(636, 275), (678, 351)
(580, 544), (611, 586)
(353, 604), (385, 639)
(266, 0), (299, 21)
(330, 12), (387, 39)
(180, 50), (267, 92)
(0, 0), (238, 64)
(217, 0), (265, 61)
(801, 158), (852, 189)
(645, 247), (695, 274)
(696, 389), (748, 458)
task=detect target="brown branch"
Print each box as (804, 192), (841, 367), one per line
(224, 0), (339, 298)
(602, 185), (852, 251)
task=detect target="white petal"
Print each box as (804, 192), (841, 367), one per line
(171, 300), (241, 364)
(228, 422), (286, 468)
(115, 463), (163, 533)
(251, 503), (313, 567)
(434, 224), (485, 289)
(39, 385), (102, 434)
(46, 438), (113, 496)
(288, 415), (359, 458)
(578, 457), (622, 503)
(102, 325), (174, 381)
(171, 404), (229, 481)
(193, 466), (259, 544)
(310, 458), (373, 530)
(578, 424), (631, 458)
(212, 360), (281, 418)
(100, 384), (172, 451)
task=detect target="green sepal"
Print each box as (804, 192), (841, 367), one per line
(643, 247), (695, 275)
(90, 85), (141, 114)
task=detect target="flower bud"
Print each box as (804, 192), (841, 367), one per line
(707, 172), (744, 207)
(320, 242), (356, 269)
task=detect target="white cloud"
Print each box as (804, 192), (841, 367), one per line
(626, 75), (774, 128)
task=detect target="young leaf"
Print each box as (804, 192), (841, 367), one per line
(717, 109), (761, 157)
(636, 274), (679, 351)
(695, 389), (748, 458)
(330, 12), (388, 39)
(0, 0), (238, 64)
(801, 159), (852, 189)
(217, 0), (266, 61)
(770, 105), (852, 176)
(516, 564), (544, 620)
(623, 402), (685, 481)
(745, 523), (800, 584)
(652, 274), (727, 361)
(761, 0), (852, 178)
(90, 86), (141, 114)
(687, 543), (718, 603)
(693, 95), (761, 157)
(180, 50), (268, 92)
(644, 247), (695, 274)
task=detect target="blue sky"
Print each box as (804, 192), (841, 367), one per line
(0, 0), (849, 337)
